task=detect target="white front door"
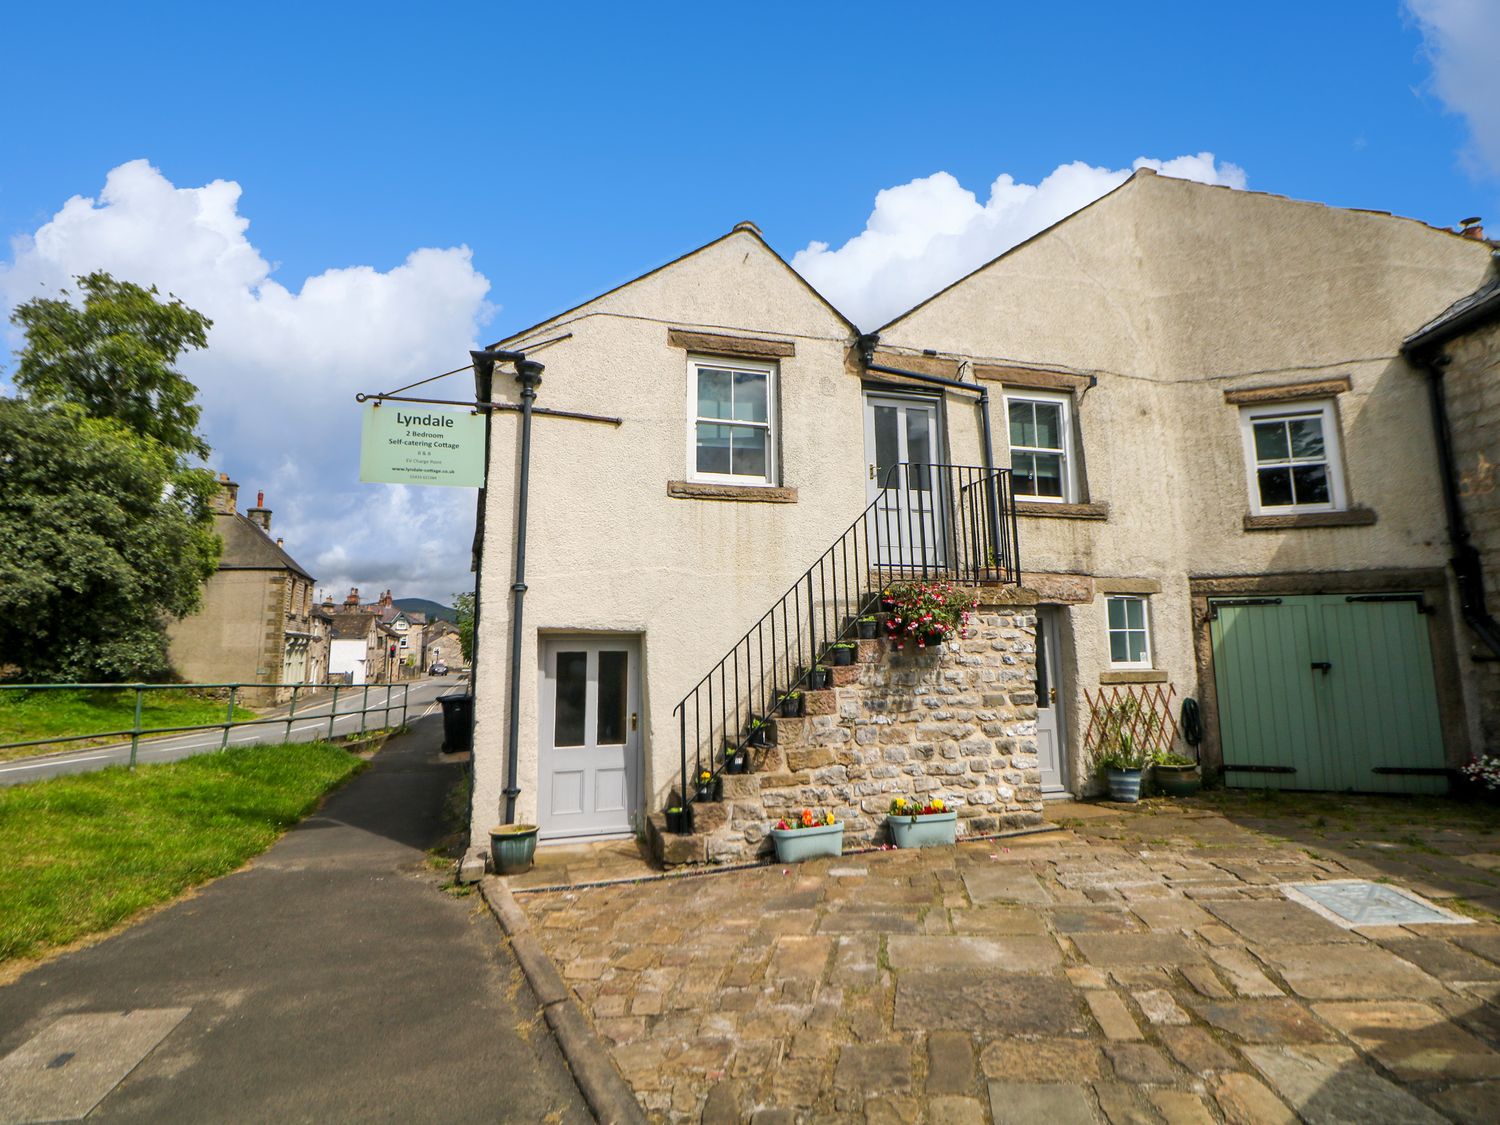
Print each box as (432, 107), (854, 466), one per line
(1036, 607), (1069, 796)
(864, 394), (944, 570)
(539, 636), (641, 841)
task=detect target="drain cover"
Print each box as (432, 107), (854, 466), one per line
(1282, 880), (1473, 928)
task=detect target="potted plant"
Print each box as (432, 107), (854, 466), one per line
(490, 823), (539, 875)
(857, 615), (879, 639)
(777, 691), (803, 718)
(829, 642), (856, 666)
(1458, 754), (1500, 803)
(724, 743), (748, 774)
(1152, 751), (1202, 797)
(769, 808), (844, 863)
(886, 795), (959, 848)
(1090, 696), (1161, 802)
(694, 769), (718, 802)
(881, 580), (979, 651)
(747, 717), (772, 747)
(664, 805), (689, 833)
(807, 665), (831, 690)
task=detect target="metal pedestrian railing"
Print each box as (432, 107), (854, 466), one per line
(671, 462), (1019, 826)
(0, 680), (413, 768)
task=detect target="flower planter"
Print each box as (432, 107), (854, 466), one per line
(663, 807), (689, 833)
(777, 694), (803, 718)
(1153, 764), (1201, 798)
(887, 810), (958, 849)
(807, 667), (831, 690)
(695, 781), (718, 803)
(770, 821), (844, 863)
(857, 619), (879, 639)
(490, 824), (538, 875)
(724, 749), (748, 774)
(1106, 767), (1144, 802)
(830, 645), (854, 666)
(748, 725), (771, 748)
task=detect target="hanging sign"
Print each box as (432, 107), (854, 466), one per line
(359, 403), (485, 487)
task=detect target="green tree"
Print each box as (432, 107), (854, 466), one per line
(453, 592), (475, 663)
(0, 399), (221, 681)
(10, 272), (212, 460)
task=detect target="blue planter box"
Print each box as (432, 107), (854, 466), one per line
(887, 810), (959, 848)
(770, 821), (844, 863)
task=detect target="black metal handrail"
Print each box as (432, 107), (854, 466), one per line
(671, 462), (1019, 826)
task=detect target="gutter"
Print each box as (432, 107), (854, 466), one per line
(1406, 343), (1500, 658)
(856, 333), (1003, 547)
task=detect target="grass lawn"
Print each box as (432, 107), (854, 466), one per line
(0, 687), (257, 761)
(0, 742), (364, 964)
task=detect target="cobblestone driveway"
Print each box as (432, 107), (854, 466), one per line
(516, 795), (1500, 1123)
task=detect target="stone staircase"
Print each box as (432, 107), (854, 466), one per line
(648, 590), (1044, 866)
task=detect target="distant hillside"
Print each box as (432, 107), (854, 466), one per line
(393, 597), (457, 623)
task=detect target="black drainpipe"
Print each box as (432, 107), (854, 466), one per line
(470, 349), (544, 824)
(857, 333), (1001, 547)
(1414, 350), (1500, 657)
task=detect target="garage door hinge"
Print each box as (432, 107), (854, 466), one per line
(1222, 764), (1297, 774)
(1344, 593), (1433, 614)
(1206, 598), (1283, 621)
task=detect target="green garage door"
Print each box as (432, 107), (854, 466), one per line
(1210, 594), (1447, 794)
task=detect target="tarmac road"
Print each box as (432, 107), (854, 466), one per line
(0, 718), (590, 1124)
(0, 676), (467, 787)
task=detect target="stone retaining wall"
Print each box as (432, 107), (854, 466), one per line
(650, 590), (1042, 865)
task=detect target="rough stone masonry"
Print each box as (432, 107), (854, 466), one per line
(662, 589), (1044, 865)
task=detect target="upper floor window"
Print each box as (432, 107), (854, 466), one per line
(1106, 595), (1152, 669)
(1005, 390), (1075, 502)
(1239, 400), (1346, 514)
(688, 357), (777, 485)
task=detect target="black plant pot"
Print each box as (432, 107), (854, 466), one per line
(857, 619), (878, 639)
(778, 695), (803, 718)
(808, 668), (831, 690)
(725, 750), (748, 774)
(831, 646), (854, 666)
(749, 726), (770, 748)
(664, 808), (688, 833)
(694, 782), (716, 803)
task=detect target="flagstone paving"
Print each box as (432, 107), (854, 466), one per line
(514, 793), (1500, 1122)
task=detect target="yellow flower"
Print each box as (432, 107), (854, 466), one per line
(932, 798), (945, 811)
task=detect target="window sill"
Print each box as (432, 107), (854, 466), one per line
(1015, 500), (1110, 520)
(1099, 669), (1168, 685)
(1242, 507), (1376, 531)
(667, 480), (798, 503)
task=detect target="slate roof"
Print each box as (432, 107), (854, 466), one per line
(1404, 271), (1500, 352)
(329, 611), (377, 641)
(215, 511), (315, 581)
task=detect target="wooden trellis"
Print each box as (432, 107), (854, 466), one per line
(1082, 683), (1180, 766)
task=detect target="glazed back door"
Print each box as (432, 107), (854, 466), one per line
(864, 394), (945, 571)
(1035, 607), (1069, 796)
(539, 636), (641, 841)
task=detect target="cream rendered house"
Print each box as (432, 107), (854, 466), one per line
(469, 170), (1492, 853)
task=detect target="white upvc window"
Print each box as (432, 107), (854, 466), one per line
(1239, 400), (1346, 515)
(687, 356), (778, 485)
(1005, 390), (1076, 502)
(1106, 595), (1152, 669)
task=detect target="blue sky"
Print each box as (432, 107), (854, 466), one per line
(2, 2), (1497, 600)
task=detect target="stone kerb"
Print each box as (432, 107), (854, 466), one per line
(655, 591), (1042, 866)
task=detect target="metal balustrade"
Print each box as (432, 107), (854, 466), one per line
(671, 463), (1019, 829)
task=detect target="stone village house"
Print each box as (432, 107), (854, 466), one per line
(466, 170), (1495, 864)
(167, 476), (327, 704)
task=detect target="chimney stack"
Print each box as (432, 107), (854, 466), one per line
(1460, 216), (1485, 241)
(344, 587), (361, 607)
(246, 489), (272, 532)
(212, 472), (239, 515)
(379, 589), (394, 608)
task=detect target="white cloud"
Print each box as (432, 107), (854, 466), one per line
(0, 159), (492, 603)
(792, 153), (1247, 329)
(1407, 0), (1500, 181)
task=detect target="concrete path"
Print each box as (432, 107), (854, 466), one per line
(0, 676), (465, 787)
(513, 793), (1500, 1123)
(0, 718), (588, 1124)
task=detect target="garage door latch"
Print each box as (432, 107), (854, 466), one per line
(1310, 661), (1332, 674)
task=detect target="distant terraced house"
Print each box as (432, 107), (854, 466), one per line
(463, 170), (1496, 866)
(168, 476), (326, 703)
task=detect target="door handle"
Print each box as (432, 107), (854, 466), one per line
(1049, 688), (1057, 704)
(630, 712), (638, 731)
(869, 463), (876, 480)
(1310, 661), (1332, 675)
